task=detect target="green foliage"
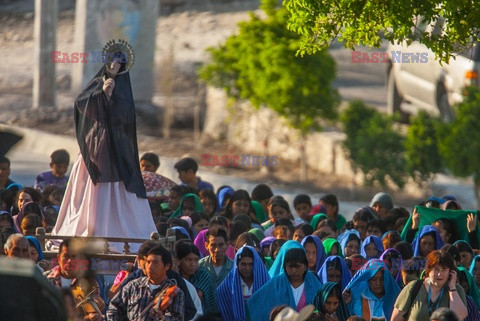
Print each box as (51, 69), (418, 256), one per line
(439, 87), (480, 182)
(404, 111), (443, 183)
(340, 100), (406, 188)
(198, 0), (339, 134)
(283, 0), (480, 63)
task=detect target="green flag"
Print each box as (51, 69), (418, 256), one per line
(401, 206), (479, 242)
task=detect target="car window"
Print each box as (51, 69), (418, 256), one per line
(458, 43), (480, 61)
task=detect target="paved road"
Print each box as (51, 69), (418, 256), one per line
(330, 40), (389, 110)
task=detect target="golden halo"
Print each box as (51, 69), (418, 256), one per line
(102, 39), (135, 72)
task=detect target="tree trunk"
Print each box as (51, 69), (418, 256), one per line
(474, 174), (480, 209)
(162, 45), (175, 138)
(299, 134), (307, 183)
(193, 83), (204, 149)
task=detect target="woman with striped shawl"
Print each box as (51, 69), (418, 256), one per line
(216, 246), (270, 321)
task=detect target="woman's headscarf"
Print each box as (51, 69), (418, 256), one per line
(216, 186), (234, 211)
(25, 235), (44, 262)
(317, 256), (352, 290)
(454, 240), (474, 268)
(13, 201), (44, 232)
(301, 235), (327, 273)
(313, 282), (351, 320)
(170, 226), (191, 240)
(323, 238), (343, 257)
(339, 230), (361, 256)
(217, 246), (270, 321)
(379, 248), (402, 284)
(344, 259), (401, 321)
(170, 193), (205, 219)
(0, 211), (17, 232)
(309, 213), (328, 230)
(412, 225), (444, 257)
(458, 266), (480, 309)
(260, 236), (276, 256)
(360, 235), (384, 259)
(469, 255), (480, 280)
(193, 229), (208, 257)
(251, 201), (267, 224)
(249, 228), (265, 241)
(268, 240), (304, 278)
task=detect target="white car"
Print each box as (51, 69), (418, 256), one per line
(386, 16), (480, 121)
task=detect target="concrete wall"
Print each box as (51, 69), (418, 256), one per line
(201, 87), (363, 183)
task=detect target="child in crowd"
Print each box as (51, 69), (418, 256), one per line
(34, 149), (70, 191)
(293, 194), (313, 223)
(174, 157), (213, 192)
(199, 188), (216, 218)
(319, 194), (347, 231)
(366, 219), (384, 238)
(251, 183), (274, 215)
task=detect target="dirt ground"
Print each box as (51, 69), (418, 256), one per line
(0, 0), (423, 206)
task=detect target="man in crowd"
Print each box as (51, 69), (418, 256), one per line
(3, 233), (29, 258)
(109, 240), (196, 321)
(44, 238), (104, 321)
(0, 156), (16, 189)
(199, 228), (233, 288)
(107, 245), (185, 321)
(174, 157), (213, 192)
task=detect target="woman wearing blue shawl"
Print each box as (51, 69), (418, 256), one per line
(344, 259), (401, 321)
(25, 235), (44, 262)
(360, 235), (384, 259)
(379, 248), (403, 287)
(269, 240), (304, 277)
(339, 230), (361, 258)
(301, 235), (327, 274)
(317, 256), (352, 290)
(412, 225), (444, 257)
(216, 185), (234, 212)
(217, 246), (270, 321)
(469, 255), (480, 288)
(313, 282), (351, 321)
(248, 248), (322, 321)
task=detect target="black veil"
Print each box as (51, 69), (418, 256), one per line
(74, 65), (146, 199)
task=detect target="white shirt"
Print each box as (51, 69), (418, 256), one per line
(290, 282), (305, 307)
(241, 279), (254, 297)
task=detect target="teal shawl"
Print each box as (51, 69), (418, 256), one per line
(248, 271), (322, 321)
(268, 240), (304, 278)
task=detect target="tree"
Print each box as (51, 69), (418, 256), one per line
(283, 0), (480, 63)
(340, 100), (406, 188)
(404, 111), (443, 185)
(439, 87), (480, 204)
(198, 0), (339, 134)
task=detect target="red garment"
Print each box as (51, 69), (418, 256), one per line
(141, 171), (177, 203)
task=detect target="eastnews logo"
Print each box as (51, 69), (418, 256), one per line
(201, 154), (279, 167)
(50, 258), (130, 271)
(351, 51), (429, 63)
(51, 51), (129, 64)
(350, 258), (426, 271)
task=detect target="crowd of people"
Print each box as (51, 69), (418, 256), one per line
(1, 149), (480, 321)
(1, 44), (478, 321)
